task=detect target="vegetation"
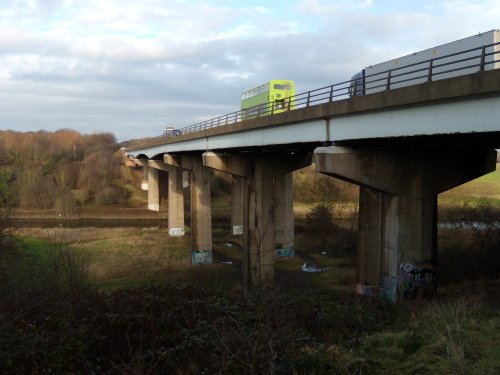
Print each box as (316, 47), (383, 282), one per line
(5, 205), (499, 374)
(1, 244), (498, 374)
(0, 129), (141, 210)
(0, 130), (499, 373)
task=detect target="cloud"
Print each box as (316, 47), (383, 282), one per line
(0, 0), (499, 141)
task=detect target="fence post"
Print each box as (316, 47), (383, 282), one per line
(329, 85), (334, 102)
(480, 46), (486, 72)
(386, 70), (392, 91)
(427, 59), (434, 82)
(271, 101), (275, 115)
(306, 92), (311, 107)
(287, 97), (291, 111)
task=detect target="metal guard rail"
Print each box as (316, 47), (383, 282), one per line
(136, 42), (500, 148)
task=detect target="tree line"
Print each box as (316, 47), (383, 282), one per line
(0, 129), (134, 211)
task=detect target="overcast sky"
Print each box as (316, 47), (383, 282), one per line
(1, 0), (499, 142)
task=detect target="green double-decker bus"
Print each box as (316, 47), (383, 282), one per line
(240, 80), (295, 120)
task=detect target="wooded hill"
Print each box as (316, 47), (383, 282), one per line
(0, 129), (140, 210)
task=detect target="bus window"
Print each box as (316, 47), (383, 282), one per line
(273, 84), (292, 90)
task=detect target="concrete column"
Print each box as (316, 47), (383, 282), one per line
(246, 158), (275, 288)
(274, 172), (294, 256)
(147, 166), (160, 211)
(134, 159), (149, 190)
(151, 159), (186, 235)
(231, 176), (244, 235)
(167, 166), (185, 236)
(185, 155), (212, 260)
(165, 153), (211, 261)
(158, 170), (168, 209)
(357, 187), (385, 285)
(191, 158), (212, 251)
(148, 160), (168, 211)
(315, 146), (496, 299)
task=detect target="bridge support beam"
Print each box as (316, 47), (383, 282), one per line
(315, 146), (496, 300)
(204, 151), (311, 288)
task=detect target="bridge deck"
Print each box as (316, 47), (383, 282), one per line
(127, 69), (500, 158)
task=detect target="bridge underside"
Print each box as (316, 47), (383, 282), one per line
(315, 145), (497, 300)
(335, 131), (500, 149)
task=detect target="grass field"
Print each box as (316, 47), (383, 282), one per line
(16, 224), (358, 293)
(439, 163), (500, 205)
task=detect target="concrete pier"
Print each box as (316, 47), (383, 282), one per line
(167, 165), (185, 236)
(164, 154), (213, 262)
(315, 146), (497, 298)
(204, 151), (311, 287)
(149, 159), (186, 236)
(147, 163), (159, 211)
(274, 172), (294, 255)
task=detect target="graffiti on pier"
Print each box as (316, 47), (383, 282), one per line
(380, 277), (398, 303)
(397, 262), (436, 300)
(191, 250), (213, 265)
(169, 227), (185, 236)
(276, 247), (294, 258)
(356, 262), (435, 302)
(357, 277), (397, 302)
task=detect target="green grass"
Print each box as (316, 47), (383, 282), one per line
(359, 295), (500, 375)
(440, 163), (500, 206)
(21, 236), (59, 255)
(15, 227), (246, 291)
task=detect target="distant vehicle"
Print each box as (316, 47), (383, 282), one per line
(349, 29), (500, 97)
(164, 126), (182, 137)
(241, 80), (295, 119)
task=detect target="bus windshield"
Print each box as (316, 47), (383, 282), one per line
(273, 84), (292, 90)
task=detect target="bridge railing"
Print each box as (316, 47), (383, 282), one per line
(133, 41), (500, 148)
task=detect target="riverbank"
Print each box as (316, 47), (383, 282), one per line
(13, 206), (163, 220)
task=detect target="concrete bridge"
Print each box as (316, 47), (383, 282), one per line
(126, 62), (500, 299)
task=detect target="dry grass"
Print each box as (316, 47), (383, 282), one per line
(16, 226), (192, 284)
(16, 223), (359, 292)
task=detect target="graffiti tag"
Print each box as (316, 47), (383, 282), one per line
(192, 250), (213, 265)
(276, 247), (294, 258)
(169, 227), (185, 236)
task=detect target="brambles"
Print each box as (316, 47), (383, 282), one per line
(439, 200), (500, 284)
(0, 282), (399, 374)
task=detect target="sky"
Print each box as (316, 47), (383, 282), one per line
(1, 0), (499, 142)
